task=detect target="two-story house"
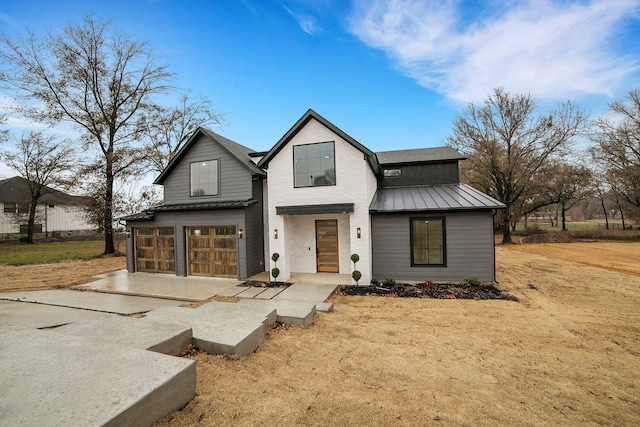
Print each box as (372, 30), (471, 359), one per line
(123, 109), (504, 283)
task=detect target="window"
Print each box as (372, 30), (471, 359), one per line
(293, 142), (336, 187)
(4, 203), (16, 214)
(190, 159), (219, 197)
(383, 169), (402, 177)
(411, 217), (446, 266)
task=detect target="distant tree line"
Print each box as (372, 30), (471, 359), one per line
(448, 88), (640, 243)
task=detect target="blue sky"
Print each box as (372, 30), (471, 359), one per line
(1, 0), (640, 179)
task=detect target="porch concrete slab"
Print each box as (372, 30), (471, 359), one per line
(195, 300), (278, 327)
(142, 305), (272, 356)
(54, 316), (193, 356)
(315, 302), (334, 313)
(238, 299), (316, 326)
(75, 269), (241, 301)
(0, 300), (117, 329)
(274, 282), (337, 303)
(235, 286), (268, 298)
(254, 287), (285, 299)
(0, 326), (195, 427)
(0, 289), (184, 315)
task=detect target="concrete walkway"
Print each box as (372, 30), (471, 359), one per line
(0, 272), (340, 426)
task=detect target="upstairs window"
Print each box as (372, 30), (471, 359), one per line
(293, 142), (336, 188)
(411, 217), (446, 266)
(190, 159), (219, 197)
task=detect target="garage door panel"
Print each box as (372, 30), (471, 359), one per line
(134, 228), (176, 274)
(187, 226), (238, 278)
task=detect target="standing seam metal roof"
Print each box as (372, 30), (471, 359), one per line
(369, 184), (505, 212)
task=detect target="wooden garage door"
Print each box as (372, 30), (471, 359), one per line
(187, 226), (237, 278)
(135, 227), (175, 273)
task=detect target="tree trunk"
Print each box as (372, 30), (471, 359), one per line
(601, 198), (609, 230)
(621, 208), (626, 230)
(561, 202), (567, 231)
(103, 154), (116, 255)
(25, 202), (37, 244)
(500, 209), (512, 244)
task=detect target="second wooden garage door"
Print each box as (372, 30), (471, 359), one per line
(187, 226), (238, 278)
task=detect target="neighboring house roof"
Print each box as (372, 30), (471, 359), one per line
(376, 147), (466, 165)
(0, 176), (90, 205)
(257, 109), (381, 174)
(120, 199), (258, 222)
(369, 184), (505, 213)
(154, 127), (265, 185)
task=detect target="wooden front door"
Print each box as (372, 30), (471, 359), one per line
(187, 226), (238, 278)
(316, 219), (339, 273)
(135, 227), (175, 273)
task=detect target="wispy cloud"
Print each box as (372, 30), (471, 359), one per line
(349, 0), (640, 103)
(281, 2), (320, 35)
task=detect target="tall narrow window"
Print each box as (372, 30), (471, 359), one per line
(411, 217), (446, 266)
(190, 159), (219, 197)
(293, 141), (336, 187)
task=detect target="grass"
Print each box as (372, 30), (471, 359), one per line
(0, 239), (123, 265)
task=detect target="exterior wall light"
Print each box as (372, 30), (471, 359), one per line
(356, 227), (361, 239)
(238, 228), (243, 239)
(274, 229), (278, 239)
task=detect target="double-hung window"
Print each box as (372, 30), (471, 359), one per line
(190, 160), (219, 197)
(293, 142), (336, 187)
(411, 217), (446, 266)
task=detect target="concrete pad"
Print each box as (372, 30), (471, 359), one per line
(143, 305), (271, 356)
(216, 286), (247, 297)
(315, 302), (334, 313)
(238, 299), (316, 326)
(0, 300), (117, 329)
(0, 326), (195, 427)
(0, 289), (184, 315)
(76, 269), (240, 301)
(274, 283), (337, 303)
(254, 287), (285, 299)
(235, 286), (268, 298)
(195, 300), (277, 327)
(54, 316), (192, 356)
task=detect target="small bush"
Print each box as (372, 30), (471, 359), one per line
(352, 270), (362, 283)
(383, 278), (396, 286)
(350, 253), (360, 264)
(462, 276), (481, 286)
(271, 253), (280, 262)
(271, 267), (280, 280)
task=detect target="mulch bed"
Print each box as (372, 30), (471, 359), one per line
(336, 281), (519, 301)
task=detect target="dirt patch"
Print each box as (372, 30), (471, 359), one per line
(336, 282), (518, 301)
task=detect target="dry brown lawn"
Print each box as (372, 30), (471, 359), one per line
(152, 243), (640, 427)
(1, 243), (638, 426)
(0, 256), (125, 292)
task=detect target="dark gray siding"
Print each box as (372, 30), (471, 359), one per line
(162, 134), (253, 205)
(127, 209), (250, 279)
(371, 211), (496, 282)
(244, 179), (265, 277)
(380, 162), (459, 187)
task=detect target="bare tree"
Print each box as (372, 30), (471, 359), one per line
(447, 88), (587, 243)
(590, 89), (640, 215)
(0, 131), (75, 243)
(0, 15), (173, 254)
(138, 92), (225, 173)
(543, 161), (593, 231)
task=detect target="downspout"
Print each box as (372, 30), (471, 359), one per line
(492, 209), (499, 284)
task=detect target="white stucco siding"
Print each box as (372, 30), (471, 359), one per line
(265, 118), (377, 283)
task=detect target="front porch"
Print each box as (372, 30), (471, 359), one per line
(248, 271), (351, 285)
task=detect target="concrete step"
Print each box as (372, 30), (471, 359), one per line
(53, 316), (193, 356)
(237, 299), (316, 326)
(143, 304), (275, 356)
(0, 325), (195, 427)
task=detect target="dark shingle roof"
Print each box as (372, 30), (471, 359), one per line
(376, 147), (466, 165)
(369, 184), (505, 213)
(120, 199), (259, 222)
(0, 176), (90, 205)
(154, 127), (264, 185)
